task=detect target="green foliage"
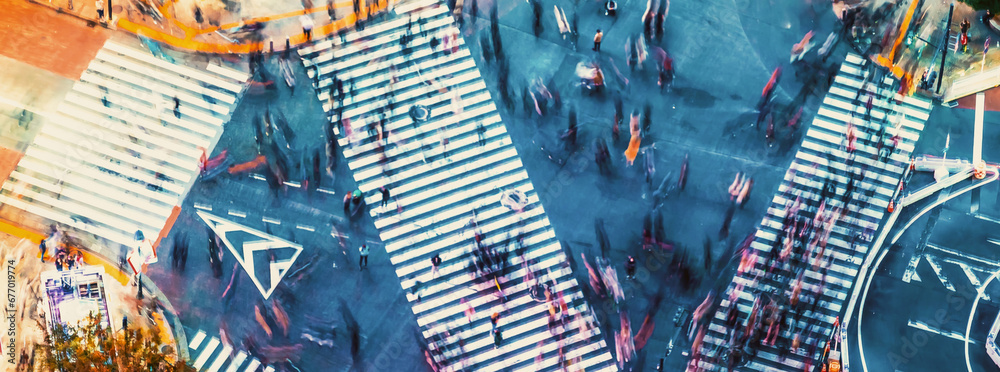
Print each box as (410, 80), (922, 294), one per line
(960, 0), (1000, 13)
(39, 313), (195, 372)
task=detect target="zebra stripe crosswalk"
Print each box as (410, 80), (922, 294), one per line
(0, 39), (247, 249)
(692, 54), (932, 371)
(299, 0), (618, 370)
(186, 329), (269, 372)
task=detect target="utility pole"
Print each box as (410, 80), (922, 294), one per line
(937, 2), (955, 94)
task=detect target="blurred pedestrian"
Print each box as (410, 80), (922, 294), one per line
(96, 0), (105, 22)
(301, 15), (315, 42)
(531, 0), (543, 37)
(593, 29), (603, 51)
(625, 256), (636, 279)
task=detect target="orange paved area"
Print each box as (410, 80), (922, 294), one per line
(1, 1), (110, 80)
(118, 0), (390, 54)
(955, 87), (1000, 111)
(0, 147), (23, 191)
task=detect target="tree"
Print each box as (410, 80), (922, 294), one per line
(960, 0), (1000, 14)
(39, 313), (195, 372)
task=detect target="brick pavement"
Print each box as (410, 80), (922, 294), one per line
(2, 1), (110, 79)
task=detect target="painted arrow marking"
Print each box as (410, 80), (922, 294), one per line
(197, 211), (303, 300)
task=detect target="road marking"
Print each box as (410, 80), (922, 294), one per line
(928, 243), (1000, 268)
(973, 213), (1000, 224)
(956, 262), (992, 301)
(227, 210), (246, 218)
(262, 217), (281, 225)
(194, 203), (213, 211)
(284, 181), (301, 188)
(0, 95), (51, 118)
(902, 253), (922, 283)
(908, 319), (978, 344)
(318, 188), (336, 195)
(924, 255), (957, 292)
(295, 224), (315, 232)
(251, 173), (267, 181)
(198, 211), (303, 300)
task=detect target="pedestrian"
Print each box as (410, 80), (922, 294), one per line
(39, 239), (47, 262)
(595, 138), (610, 174)
(45, 225), (62, 260)
(641, 104), (651, 133)
(530, 0), (543, 37)
(358, 244), (369, 270)
(431, 253), (442, 276)
(493, 327), (503, 348)
(328, 0), (337, 21)
(655, 1), (666, 39)
(173, 97), (181, 119)
(593, 29), (603, 51)
(96, 0), (105, 22)
(491, 312), (500, 330)
(477, 122), (487, 146)
(562, 109), (578, 149)
(301, 15), (315, 42)
(380, 186), (390, 207)
(461, 298), (476, 324)
(194, 6), (204, 24)
(625, 256), (636, 279)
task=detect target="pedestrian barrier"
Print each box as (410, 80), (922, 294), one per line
(299, 0), (618, 370)
(0, 39), (247, 249)
(691, 53), (932, 371)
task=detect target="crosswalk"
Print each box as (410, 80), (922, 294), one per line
(186, 328), (270, 372)
(0, 40), (247, 248)
(298, 0), (618, 370)
(692, 54), (933, 371)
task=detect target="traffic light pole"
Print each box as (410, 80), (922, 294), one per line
(937, 2), (955, 94)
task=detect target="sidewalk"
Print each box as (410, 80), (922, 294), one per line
(0, 218), (191, 368)
(851, 0), (1000, 100)
(27, 0), (398, 54)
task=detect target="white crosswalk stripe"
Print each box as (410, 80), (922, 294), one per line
(186, 328), (267, 372)
(0, 39), (247, 248)
(299, 0), (618, 370)
(691, 53), (932, 371)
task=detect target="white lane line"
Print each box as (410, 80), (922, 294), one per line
(194, 203), (213, 211)
(284, 181), (301, 188)
(908, 320), (978, 344)
(0, 95), (52, 118)
(262, 217), (281, 225)
(251, 173), (267, 181)
(318, 188), (336, 195)
(227, 210), (246, 218)
(902, 253), (922, 283)
(955, 262), (992, 301)
(925, 255), (957, 292)
(296, 224), (315, 232)
(927, 243), (1000, 268)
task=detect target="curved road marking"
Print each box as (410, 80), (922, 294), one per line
(117, 0), (391, 54)
(965, 266), (1000, 372)
(857, 169), (999, 372)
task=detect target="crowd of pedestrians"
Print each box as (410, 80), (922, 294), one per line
(684, 27), (904, 370)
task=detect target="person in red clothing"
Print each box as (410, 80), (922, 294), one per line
(658, 55), (674, 91)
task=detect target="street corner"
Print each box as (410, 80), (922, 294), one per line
(0, 231), (185, 371)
